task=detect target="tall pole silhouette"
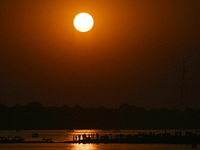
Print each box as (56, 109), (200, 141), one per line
(180, 60), (188, 110)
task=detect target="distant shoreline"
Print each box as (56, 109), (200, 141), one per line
(1, 130), (200, 145)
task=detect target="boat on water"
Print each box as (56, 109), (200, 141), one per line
(0, 137), (9, 143)
(43, 137), (53, 143)
(69, 130), (200, 144)
(12, 136), (24, 142)
(32, 133), (39, 138)
(0, 136), (24, 143)
(66, 129), (74, 132)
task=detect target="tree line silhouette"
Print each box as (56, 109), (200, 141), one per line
(0, 102), (200, 130)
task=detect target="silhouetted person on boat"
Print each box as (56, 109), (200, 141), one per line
(96, 133), (99, 139)
(87, 134), (91, 140)
(78, 135), (81, 141)
(83, 134), (87, 140)
(91, 134), (94, 139)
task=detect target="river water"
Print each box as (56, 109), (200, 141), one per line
(0, 129), (199, 150)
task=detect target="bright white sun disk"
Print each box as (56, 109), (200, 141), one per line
(74, 13), (94, 32)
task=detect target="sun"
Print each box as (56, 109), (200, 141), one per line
(73, 13), (94, 32)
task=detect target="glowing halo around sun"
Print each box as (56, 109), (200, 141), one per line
(73, 13), (94, 32)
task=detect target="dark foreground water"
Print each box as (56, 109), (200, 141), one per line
(0, 130), (198, 150)
(0, 143), (193, 150)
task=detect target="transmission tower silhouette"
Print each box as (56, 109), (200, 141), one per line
(180, 60), (188, 110)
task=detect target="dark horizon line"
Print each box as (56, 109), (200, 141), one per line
(0, 101), (197, 111)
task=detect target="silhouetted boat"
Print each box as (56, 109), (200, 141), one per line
(0, 137), (10, 143)
(43, 137), (53, 143)
(66, 129), (74, 132)
(32, 133), (39, 138)
(12, 136), (24, 143)
(69, 130), (200, 144)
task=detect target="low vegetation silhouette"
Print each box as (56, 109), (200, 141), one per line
(0, 102), (200, 130)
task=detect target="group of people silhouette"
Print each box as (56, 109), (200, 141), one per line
(73, 133), (99, 141)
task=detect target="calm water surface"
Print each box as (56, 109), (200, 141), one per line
(0, 143), (193, 150)
(0, 130), (198, 150)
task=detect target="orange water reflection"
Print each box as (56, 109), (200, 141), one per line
(73, 143), (98, 150)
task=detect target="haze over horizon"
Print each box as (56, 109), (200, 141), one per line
(0, 0), (200, 109)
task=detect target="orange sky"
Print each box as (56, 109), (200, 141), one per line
(0, 0), (200, 108)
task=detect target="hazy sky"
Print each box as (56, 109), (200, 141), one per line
(0, 0), (200, 109)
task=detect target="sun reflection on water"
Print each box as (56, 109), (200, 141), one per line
(73, 143), (97, 150)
